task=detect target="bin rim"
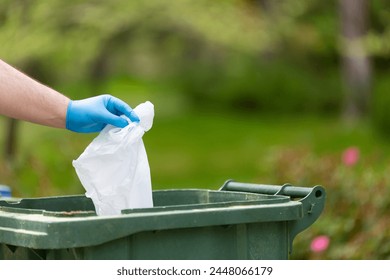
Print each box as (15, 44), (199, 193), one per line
(0, 189), (305, 250)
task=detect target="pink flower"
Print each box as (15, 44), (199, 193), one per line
(310, 235), (330, 253)
(342, 147), (360, 166)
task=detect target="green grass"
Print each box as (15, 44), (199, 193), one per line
(146, 112), (387, 188)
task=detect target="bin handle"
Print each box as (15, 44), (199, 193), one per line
(220, 179), (319, 199)
(219, 180), (326, 254)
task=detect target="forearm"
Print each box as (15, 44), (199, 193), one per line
(0, 59), (70, 128)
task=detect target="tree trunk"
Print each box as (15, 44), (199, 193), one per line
(4, 118), (18, 164)
(339, 0), (371, 121)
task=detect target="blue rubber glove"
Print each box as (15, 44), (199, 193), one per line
(66, 94), (140, 133)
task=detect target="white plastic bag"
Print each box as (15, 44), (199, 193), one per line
(72, 101), (154, 216)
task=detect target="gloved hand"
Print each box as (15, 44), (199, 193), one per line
(66, 94), (140, 133)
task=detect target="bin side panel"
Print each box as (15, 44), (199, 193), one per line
(62, 221), (290, 260)
(246, 222), (289, 260)
(0, 243), (46, 260)
(77, 226), (237, 260)
(0, 221), (290, 260)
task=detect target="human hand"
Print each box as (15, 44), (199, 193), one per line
(66, 94), (139, 133)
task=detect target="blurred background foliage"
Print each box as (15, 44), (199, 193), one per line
(1, 0), (390, 259)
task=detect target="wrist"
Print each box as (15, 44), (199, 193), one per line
(65, 100), (73, 131)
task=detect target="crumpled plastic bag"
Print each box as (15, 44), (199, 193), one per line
(72, 101), (154, 216)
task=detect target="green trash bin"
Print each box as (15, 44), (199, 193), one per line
(0, 180), (325, 260)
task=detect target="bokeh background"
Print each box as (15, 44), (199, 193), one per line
(1, 0), (390, 259)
